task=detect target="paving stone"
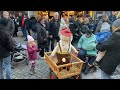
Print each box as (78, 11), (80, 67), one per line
(29, 75), (38, 79)
(114, 75), (120, 79)
(83, 73), (96, 79)
(111, 75), (118, 79)
(92, 70), (101, 79)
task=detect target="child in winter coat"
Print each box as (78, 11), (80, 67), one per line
(95, 22), (112, 65)
(27, 35), (39, 75)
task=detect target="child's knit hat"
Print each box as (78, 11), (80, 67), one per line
(27, 35), (34, 43)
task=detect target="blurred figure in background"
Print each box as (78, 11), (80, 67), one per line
(2, 11), (15, 36)
(30, 16), (37, 40)
(49, 12), (60, 51)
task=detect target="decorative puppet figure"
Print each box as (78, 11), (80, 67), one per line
(50, 28), (78, 66)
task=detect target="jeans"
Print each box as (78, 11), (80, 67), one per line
(21, 27), (27, 40)
(100, 69), (111, 79)
(78, 49), (96, 65)
(77, 49), (86, 62)
(0, 55), (11, 79)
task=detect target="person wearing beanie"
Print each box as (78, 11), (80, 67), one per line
(95, 14), (112, 34)
(77, 30), (97, 74)
(50, 28), (78, 66)
(94, 22), (112, 65)
(27, 35), (39, 75)
(96, 19), (120, 79)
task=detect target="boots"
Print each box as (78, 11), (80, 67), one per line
(82, 63), (87, 73)
(84, 63), (91, 75)
(29, 61), (36, 75)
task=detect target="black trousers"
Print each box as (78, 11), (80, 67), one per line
(48, 37), (60, 51)
(39, 48), (44, 57)
(13, 26), (18, 37)
(27, 28), (31, 35)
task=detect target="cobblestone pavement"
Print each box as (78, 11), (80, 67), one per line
(3, 31), (120, 79)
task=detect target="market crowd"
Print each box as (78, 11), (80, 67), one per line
(0, 11), (120, 79)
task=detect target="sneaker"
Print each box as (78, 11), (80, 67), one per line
(24, 39), (27, 41)
(41, 57), (45, 60)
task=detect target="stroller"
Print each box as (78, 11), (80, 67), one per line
(11, 43), (28, 68)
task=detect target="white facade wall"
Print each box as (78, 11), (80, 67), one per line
(28, 11), (36, 18)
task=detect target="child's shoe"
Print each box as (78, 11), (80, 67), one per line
(29, 68), (34, 75)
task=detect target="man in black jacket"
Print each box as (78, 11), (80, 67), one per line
(2, 11), (15, 36)
(49, 12), (60, 51)
(0, 17), (14, 79)
(96, 19), (120, 79)
(30, 16), (37, 40)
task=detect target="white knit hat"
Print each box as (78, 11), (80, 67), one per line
(100, 22), (110, 32)
(27, 35), (34, 43)
(112, 19), (120, 27)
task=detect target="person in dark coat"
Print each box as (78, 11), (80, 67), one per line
(36, 17), (47, 59)
(17, 12), (24, 37)
(74, 15), (84, 43)
(81, 18), (90, 35)
(11, 14), (18, 37)
(49, 12), (60, 51)
(21, 14), (30, 41)
(24, 14), (31, 35)
(69, 16), (78, 43)
(0, 17), (14, 79)
(2, 11), (15, 36)
(30, 16), (37, 40)
(95, 14), (112, 34)
(96, 19), (120, 79)
(109, 11), (117, 22)
(44, 15), (49, 52)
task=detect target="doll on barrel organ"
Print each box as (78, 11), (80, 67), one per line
(50, 28), (78, 69)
